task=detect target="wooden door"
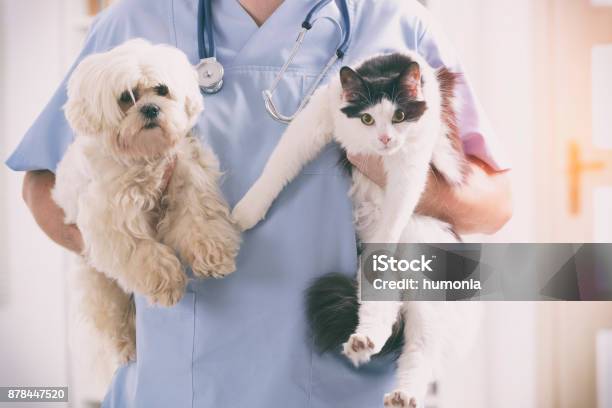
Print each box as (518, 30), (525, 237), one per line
(536, 3), (612, 406)
(535, 0), (612, 242)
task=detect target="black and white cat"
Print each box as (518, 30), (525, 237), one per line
(232, 52), (480, 408)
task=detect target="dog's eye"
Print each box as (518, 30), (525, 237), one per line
(119, 89), (139, 104)
(119, 91), (132, 103)
(118, 89), (139, 105)
(155, 84), (169, 96)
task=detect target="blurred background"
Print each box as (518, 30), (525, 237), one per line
(0, 0), (611, 407)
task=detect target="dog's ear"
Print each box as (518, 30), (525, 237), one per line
(63, 53), (108, 136)
(185, 89), (204, 121)
(184, 71), (204, 123)
(153, 44), (204, 127)
(64, 96), (104, 136)
(185, 66), (204, 120)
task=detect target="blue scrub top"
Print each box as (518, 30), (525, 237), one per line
(6, 1), (507, 407)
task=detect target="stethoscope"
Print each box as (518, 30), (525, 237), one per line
(196, 0), (351, 123)
(196, 0), (224, 94)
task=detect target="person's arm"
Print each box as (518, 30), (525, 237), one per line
(22, 170), (84, 253)
(22, 163), (176, 254)
(348, 154), (512, 235)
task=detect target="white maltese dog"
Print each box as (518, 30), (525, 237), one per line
(52, 39), (240, 364)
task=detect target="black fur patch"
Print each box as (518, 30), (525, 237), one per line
(306, 273), (404, 358)
(339, 53), (427, 121)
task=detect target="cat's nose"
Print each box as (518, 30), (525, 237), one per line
(379, 134), (391, 145)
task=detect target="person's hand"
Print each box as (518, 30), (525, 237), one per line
(416, 157), (513, 234)
(22, 171), (86, 254)
(346, 154), (512, 234)
(64, 224), (85, 254)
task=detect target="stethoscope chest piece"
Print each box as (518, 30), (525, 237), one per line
(197, 57), (224, 94)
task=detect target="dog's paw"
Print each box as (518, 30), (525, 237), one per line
(342, 334), (377, 367)
(205, 258), (236, 278)
(149, 282), (186, 307)
(191, 251), (236, 279)
(383, 391), (419, 408)
(188, 232), (239, 279)
(231, 194), (269, 231)
(128, 242), (186, 306)
(116, 339), (136, 365)
(146, 255), (186, 307)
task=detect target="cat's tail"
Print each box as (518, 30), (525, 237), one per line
(305, 273), (404, 358)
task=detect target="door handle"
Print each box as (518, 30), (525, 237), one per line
(567, 140), (605, 215)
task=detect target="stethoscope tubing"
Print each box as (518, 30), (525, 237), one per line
(196, 0), (351, 118)
(198, 0), (216, 60)
(303, 0), (351, 57)
(263, 0), (351, 123)
(198, 0), (351, 60)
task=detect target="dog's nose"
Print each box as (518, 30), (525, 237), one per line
(140, 104), (160, 119)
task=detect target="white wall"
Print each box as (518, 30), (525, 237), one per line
(430, 2), (538, 408)
(0, 1), (71, 406)
(431, 0), (537, 244)
(0, 0), (7, 307)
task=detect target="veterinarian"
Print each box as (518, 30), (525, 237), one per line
(8, 0), (511, 406)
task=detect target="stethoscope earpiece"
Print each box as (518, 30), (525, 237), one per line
(196, 0), (224, 94)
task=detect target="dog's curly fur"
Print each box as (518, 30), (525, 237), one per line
(52, 39), (240, 365)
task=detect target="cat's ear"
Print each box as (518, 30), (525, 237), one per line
(400, 61), (423, 100)
(339, 67), (365, 101)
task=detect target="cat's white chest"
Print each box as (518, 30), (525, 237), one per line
(349, 171), (385, 240)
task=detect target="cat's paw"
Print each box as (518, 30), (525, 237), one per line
(231, 195), (268, 231)
(342, 334), (376, 367)
(383, 391), (419, 408)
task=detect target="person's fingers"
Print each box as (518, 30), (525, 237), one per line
(347, 153), (387, 187)
(66, 224), (84, 254)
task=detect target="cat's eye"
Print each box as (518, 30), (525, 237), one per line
(155, 84), (169, 96)
(361, 113), (375, 126)
(392, 110), (406, 123)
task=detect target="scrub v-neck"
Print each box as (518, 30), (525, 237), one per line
(209, 0), (343, 71)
